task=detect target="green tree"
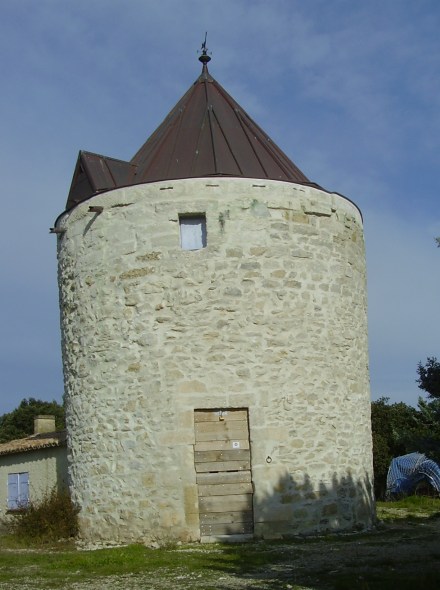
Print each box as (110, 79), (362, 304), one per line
(410, 397), (440, 462)
(417, 357), (440, 399)
(0, 398), (65, 443)
(415, 357), (440, 461)
(371, 397), (418, 499)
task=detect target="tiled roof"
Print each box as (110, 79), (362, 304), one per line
(65, 61), (319, 211)
(0, 431), (66, 457)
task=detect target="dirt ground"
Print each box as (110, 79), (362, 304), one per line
(1, 512), (439, 589)
(174, 515), (440, 589)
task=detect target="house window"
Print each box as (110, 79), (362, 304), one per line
(7, 472), (29, 510)
(179, 214), (207, 250)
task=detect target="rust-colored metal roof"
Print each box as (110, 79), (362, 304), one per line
(65, 60), (318, 211)
(0, 431), (66, 457)
(67, 152), (137, 210)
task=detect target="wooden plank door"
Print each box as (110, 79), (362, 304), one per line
(194, 408), (253, 539)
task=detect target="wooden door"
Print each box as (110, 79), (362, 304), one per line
(194, 408), (253, 539)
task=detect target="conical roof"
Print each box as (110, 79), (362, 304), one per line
(66, 59), (318, 211)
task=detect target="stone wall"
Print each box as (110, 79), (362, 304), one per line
(57, 177), (375, 544)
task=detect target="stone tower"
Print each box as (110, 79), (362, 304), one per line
(54, 51), (375, 545)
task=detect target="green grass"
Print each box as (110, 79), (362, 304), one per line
(1, 497), (440, 589)
(377, 495), (440, 520)
(0, 541), (289, 587)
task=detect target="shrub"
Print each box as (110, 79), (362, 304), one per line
(5, 487), (79, 544)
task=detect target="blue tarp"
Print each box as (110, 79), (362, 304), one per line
(386, 452), (440, 496)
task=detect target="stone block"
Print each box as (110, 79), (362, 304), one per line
(178, 380), (207, 393)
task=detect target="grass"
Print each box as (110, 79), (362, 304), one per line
(0, 497), (439, 589)
(376, 494), (440, 520)
(0, 541), (291, 589)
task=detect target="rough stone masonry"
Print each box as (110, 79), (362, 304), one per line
(57, 176), (375, 545)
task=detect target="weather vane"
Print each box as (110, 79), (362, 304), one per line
(198, 32), (211, 65)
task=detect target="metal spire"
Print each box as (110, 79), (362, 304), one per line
(198, 32), (211, 67)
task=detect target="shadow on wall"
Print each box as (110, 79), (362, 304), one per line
(253, 470), (375, 538)
(196, 470), (376, 589)
(200, 468), (375, 540)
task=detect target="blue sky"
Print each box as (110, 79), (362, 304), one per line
(0, 0), (439, 415)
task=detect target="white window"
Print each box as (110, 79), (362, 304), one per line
(7, 472), (29, 510)
(179, 214), (207, 250)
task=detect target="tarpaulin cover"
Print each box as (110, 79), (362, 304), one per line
(386, 452), (440, 496)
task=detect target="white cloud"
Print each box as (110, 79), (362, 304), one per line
(1, 0), (439, 414)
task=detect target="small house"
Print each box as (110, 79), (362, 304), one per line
(0, 415), (68, 519)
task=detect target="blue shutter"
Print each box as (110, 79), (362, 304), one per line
(18, 472), (29, 507)
(7, 473), (19, 510)
(7, 473), (29, 510)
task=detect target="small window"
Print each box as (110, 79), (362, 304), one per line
(179, 214), (207, 250)
(7, 472), (29, 510)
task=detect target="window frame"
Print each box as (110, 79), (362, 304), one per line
(7, 472), (30, 511)
(179, 213), (207, 251)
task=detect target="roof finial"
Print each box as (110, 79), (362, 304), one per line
(198, 32), (211, 67)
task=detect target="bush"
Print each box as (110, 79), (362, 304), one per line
(5, 487), (79, 544)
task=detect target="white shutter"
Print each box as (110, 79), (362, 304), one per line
(180, 216), (206, 250)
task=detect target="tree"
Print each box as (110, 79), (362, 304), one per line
(372, 358), (440, 497)
(371, 397), (419, 499)
(417, 357), (440, 399)
(409, 397), (440, 462)
(0, 398), (65, 444)
(416, 357), (440, 461)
